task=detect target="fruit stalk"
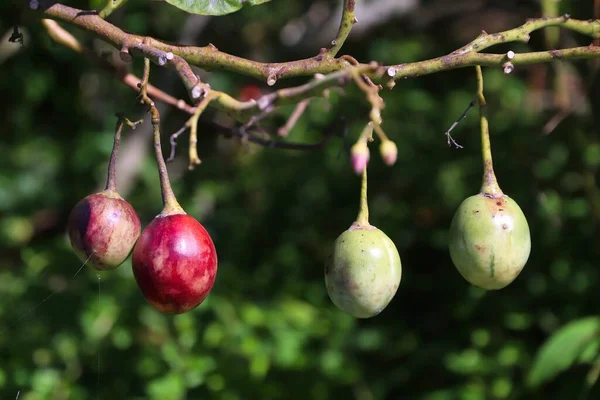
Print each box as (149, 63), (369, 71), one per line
(150, 106), (185, 216)
(104, 117), (125, 192)
(67, 114), (141, 270)
(136, 55), (185, 217)
(133, 58), (218, 314)
(356, 168), (370, 226)
(325, 158), (402, 318)
(475, 66), (503, 198)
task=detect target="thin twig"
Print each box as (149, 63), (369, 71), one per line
(234, 126), (334, 151)
(41, 19), (196, 114)
(443, 100), (476, 148)
(138, 54), (151, 100)
(137, 58), (183, 213)
(41, 16), (343, 153)
(187, 95), (215, 169)
(372, 123), (389, 141)
(278, 99), (310, 137)
(242, 109), (273, 131)
(542, 108), (572, 135)
(166, 125), (189, 163)
(350, 67), (384, 124)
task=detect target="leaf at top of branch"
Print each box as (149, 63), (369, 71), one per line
(164, 0), (272, 16)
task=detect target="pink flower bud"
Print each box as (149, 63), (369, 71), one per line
(380, 140), (398, 166)
(351, 142), (370, 175)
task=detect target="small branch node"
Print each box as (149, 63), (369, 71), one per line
(165, 52), (174, 61)
(119, 46), (132, 63)
(506, 50), (515, 60)
(387, 67), (397, 77)
(191, 85), (204, 99)
(9, 27), (24, 47)
(257, 95), (274, 111)
(123, 117), (143, 129)
(563, 14), (571, 20)
(267, 73), (277, 86)
(503, 62), (515, 74)
(352, 16), (358, 24)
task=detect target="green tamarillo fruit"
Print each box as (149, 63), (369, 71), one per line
(325, 221), (402, 318)
(325, 168), (401, 318)
(448, 67), (531, 290)
(448, 194), (530, 290)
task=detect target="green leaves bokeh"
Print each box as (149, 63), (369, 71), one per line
(1, 0), (600, 399)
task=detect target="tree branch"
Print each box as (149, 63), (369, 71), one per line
(328, 0), (357, 57)
(41, 19), (196, 114)
(35, 2), (600, 135)
(37, 3), (600, 85)
(41, 18), (336, 154)
(389, 46), (600, 79)
(38, 2), (350, 86)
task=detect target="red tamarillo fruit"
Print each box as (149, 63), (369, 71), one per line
(132, 106), (217, 314)
(67, 118), (141, 270)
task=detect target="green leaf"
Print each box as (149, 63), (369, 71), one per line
(527, 316), (600, 387)
(164, 0), (272, 16)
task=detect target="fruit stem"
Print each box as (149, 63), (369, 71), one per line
(356, 168), (370, 226)
(475, 66), (504, 198)
(139, 57), (185, 216)
(150, 104), (185, 216)
(104, 116), (124, 193)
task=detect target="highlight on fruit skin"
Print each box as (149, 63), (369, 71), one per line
(67, 190), (141, 270)
(325, 221), (402, 318)
(448, 193), (531, 290)
(132, 213), (218, 314)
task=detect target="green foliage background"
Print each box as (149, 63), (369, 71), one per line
(1, 0), (600, 399)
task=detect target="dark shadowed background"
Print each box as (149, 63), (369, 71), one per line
(1, 0), (600, 399)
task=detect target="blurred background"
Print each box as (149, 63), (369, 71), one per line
(1, 0), (600, 399)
